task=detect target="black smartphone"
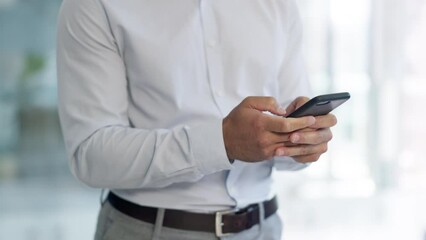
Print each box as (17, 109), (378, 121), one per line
(287, 92), (350, 118)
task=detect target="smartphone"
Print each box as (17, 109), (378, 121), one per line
(287, 92), (350, 118)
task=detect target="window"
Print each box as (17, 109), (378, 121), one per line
(278, 0), (426, 239)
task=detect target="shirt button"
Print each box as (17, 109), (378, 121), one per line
(208, 40), (217, 48)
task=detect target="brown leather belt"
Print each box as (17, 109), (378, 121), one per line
(107, 192), (278, 237)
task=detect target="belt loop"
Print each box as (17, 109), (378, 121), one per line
(257, 202), (265, 238)
(99, 189), (107, 206)
(152, 208), (165, 240)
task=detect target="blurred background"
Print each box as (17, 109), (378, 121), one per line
(0, 0), (425, 239)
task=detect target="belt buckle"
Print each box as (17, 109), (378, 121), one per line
(215, 208), (238, 237)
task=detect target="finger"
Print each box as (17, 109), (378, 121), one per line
(291, 128), (315, 134)
(243, 96), (286, 116)
(285, 96), (310, 117)
(310, 114), (337, 129)
(275, 142), (328, 157)
(279, 141), (297, 147)
(263, 132), (292, 145)
(296, 96), (310, 106)
(289, 128), (333, 145)
(258, 143), (287, 160)
(265, 115), (316, 133)
(293, 153), (322, 163)
(254, 132), (302, 152)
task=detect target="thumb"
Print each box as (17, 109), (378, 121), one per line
(285, 96), (310, 117)
(243, 96), (286, 116)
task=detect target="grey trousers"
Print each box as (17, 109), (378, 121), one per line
(94, 201), (283, 240)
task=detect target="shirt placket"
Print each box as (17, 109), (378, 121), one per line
(199, 0), (226, 117)
(199, 0), (240, 205)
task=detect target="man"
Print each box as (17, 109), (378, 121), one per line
(57, 0), (336, 239)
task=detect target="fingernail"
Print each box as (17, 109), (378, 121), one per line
(291, 134), (300, 143)
(308, 116), (316, 124)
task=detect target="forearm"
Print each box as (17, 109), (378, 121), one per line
(71, 121), (232, 189)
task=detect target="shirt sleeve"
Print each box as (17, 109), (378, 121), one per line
(56, 0), (232, 189)
(274, 0), (311, 171)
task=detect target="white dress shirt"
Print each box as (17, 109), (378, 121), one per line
(57, 0), (311, 212)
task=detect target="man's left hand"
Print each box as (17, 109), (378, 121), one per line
(274, 97), (337, 163)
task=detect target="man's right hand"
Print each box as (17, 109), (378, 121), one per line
(222, 97), (316, 162)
